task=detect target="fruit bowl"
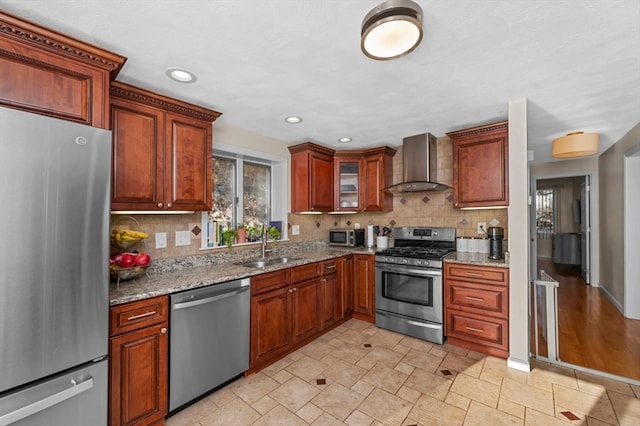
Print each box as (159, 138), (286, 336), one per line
(109, 264), (151, 282)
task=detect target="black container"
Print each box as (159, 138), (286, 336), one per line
(487, 226), (504, 259)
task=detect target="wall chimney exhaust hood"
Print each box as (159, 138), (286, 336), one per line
(384, 133), (449, 193)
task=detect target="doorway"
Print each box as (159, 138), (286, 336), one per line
(624, 146), (640, 319)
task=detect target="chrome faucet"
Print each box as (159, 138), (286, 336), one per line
(261, 224), (272, 258)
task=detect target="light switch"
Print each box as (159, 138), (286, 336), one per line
(175, 230), (191, 246)
(292, 225), (300, 235)
(155, 232), (167, 249)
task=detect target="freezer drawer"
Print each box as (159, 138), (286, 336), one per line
(0, 359), (108, 426)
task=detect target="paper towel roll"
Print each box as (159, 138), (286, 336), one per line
(367, 225), (375, 248)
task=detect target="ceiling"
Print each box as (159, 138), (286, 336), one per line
(2, 0), (639, 163)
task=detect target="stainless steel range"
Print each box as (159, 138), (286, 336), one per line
(375, 227), (456, 344)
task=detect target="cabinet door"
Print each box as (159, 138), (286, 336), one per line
(309, 151), (334, 212)
(164, 112), (212, 211)
(110, 99), (165, 210)
(320, 273), (337, 329)
(353, 254), (375, 320)
(449, 121), (509, 208)
(363, 153), (393, 211)
(109, 323), (168, 426)
(334, 158), (363, 212)
(291, 279), (321, 342)
(337, 255), (354, 319)
(250, 287), (291, 367)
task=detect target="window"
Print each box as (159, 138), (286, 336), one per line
(536, 188), (558, 238)
(203, 147), (286, 248)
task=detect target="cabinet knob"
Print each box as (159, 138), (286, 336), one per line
(167, 203), (173, 208)
(157, 202), (163, 208)
(289, 288), (294, 294)
(161, 327), (167, 334)
(293, 287), (297, 292)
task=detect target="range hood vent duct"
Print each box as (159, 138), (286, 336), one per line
(384, 132), (449, 193)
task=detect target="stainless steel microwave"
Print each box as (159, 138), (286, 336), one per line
(329, 229), (365, 247)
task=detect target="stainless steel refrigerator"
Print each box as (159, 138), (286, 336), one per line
(0, 107), (111, 425)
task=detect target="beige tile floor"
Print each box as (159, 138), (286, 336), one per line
(166, 319), (640, 426)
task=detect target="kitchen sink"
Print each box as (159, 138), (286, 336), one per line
(235, 256), (301, 268)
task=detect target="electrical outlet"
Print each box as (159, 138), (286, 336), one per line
(291, 225), (300, 235)
(155, 232), (167, 249)
(354, 223), (361, 229)
(175, 230), (191, 246)
(477, 222), (487, 234)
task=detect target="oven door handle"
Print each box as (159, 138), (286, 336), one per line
(376, 263), (442, 277)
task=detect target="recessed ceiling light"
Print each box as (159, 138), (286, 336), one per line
(338, 137), (352, 143)
(166, 68), (196, 83)
(285, 116), (302, 124)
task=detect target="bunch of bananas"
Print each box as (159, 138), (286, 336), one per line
(111, 229), (148, 249)
(111, 229), (149, 242)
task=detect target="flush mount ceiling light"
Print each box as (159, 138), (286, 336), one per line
(166, 68), (196, 83)
(285, 116), (302, 124)
(361, 0), (423, 60)
(338, 137), (352, 143)
(552, 131), (599, 158)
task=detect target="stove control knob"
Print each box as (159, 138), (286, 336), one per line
(401, 258), (409, 264)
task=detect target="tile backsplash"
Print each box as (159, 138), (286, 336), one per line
(114, 136), (508, 260)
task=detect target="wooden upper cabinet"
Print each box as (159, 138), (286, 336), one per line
(0, 11), (126, 128)
(362, 147), (395, 212)
(289, 142), (335, 213)
(447, 121), (509, 208)
(333, 147), (396, 213)
(110, 81), (220, 211)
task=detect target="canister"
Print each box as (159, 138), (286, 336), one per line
(479, 237), (490, 254)
(468, 237), (478, 253)
(456, 237), (468, 252)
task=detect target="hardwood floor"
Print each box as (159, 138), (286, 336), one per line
(537, 258), (640, 380)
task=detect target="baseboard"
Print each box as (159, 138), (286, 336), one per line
(598, 285), (624, 314)
(507, 356), (531, 373)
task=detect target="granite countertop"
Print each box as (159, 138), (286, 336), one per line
(444, 251), (509, 268)
(109, 245), (374, 306)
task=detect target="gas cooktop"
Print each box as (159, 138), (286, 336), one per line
(375, 226), (456, 267)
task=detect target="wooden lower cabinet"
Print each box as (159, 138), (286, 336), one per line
(109, 296), (168, 426)
(249, 256), (356, 373)
(337, 255), (355, 319)
(444, 263), (509, 358)
(353, 254), (375, 322)
(320, 259), (338, 328)
(250, 285), (292, 367)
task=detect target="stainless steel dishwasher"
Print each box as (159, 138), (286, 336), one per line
(169, 277), (250, 412)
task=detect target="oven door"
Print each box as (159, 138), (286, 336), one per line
(375, 262), (443, 324)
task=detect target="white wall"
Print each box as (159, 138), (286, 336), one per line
(507, 99), (530, 371)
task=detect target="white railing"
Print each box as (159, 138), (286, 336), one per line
(532, 270), (560, 361)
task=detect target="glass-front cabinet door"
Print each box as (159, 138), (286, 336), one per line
(334, 158), (362, 211)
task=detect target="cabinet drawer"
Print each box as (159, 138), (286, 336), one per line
(110, 296), (168, 337)
(321, 259), (337, 276)
(446, 310), (508, 349)
(447, 282), (508, 317)
(291, 262), (321, 283)
(252, 269), (291, 295)
(445, 264), (508, 285)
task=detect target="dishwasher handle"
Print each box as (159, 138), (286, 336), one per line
(172, 285), (249, 310)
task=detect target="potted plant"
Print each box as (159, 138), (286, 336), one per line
(245, 225), (259, 242)
(236, 225), (246, 244)
(267, 225), (281, 242)
(222, 228), (238, 248)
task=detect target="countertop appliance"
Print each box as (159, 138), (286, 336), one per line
(488, 226), (504, 259)
(329, 228), (365, 247)
(0, 107), (112, 425)
(169, 278), (250, 413)
(375, 227), (456, 344)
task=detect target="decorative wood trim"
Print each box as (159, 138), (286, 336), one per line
(0, 11), (126, 79)
(287, 141), (336, 156)
(334, 146), (398, 158)
(446, 120), (508, 139)
(110, 81), (221, 122)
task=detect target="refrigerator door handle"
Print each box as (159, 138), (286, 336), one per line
(0, 376), (94, 426)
